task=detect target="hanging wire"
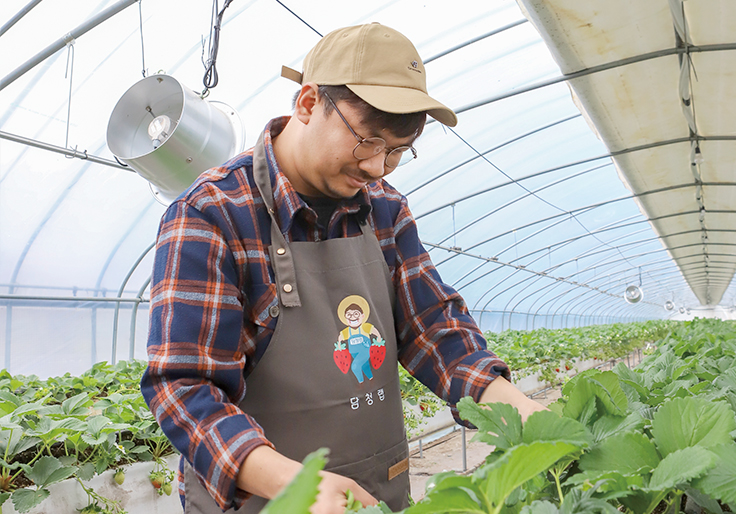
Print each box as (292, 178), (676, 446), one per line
(63, 41), (75, 155)
(138, 0), (147, 77)
(201, 0), (234, 97)
(273, 0), (322, 37)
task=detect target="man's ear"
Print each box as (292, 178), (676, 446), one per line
(294, 83), (320, 124)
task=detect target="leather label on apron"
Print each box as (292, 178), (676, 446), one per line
(388, 457), (409, 481)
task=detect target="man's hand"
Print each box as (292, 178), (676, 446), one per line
(238, 445), (377, 514)
(310, 471), (377, 514)
(479, 376), (548, 423)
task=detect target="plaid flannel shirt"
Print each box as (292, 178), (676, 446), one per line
(141, 117), (510, 511)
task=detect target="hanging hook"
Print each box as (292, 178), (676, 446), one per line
(63, 40), (75, 156)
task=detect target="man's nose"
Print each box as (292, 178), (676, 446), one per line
(358, 152), (387, 180)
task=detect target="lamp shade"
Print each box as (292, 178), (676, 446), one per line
(624, 285), (643, 304)
(107, 74), (243, 203)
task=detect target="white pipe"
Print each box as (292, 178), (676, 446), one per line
(0, 0), (138, 91)
(0, 0), (44, 38)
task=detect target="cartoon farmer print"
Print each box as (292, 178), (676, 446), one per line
(334, 295), (386, 383)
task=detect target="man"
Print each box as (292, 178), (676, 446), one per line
(141, 23), (545, 514)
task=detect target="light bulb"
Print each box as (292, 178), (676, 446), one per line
(665, 300), (674, 311)
(624, 285), (643, 304)
(148, 115), (173, 149)
(693, 147), (704, 165)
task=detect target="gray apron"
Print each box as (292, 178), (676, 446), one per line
(182, 135), (410, 513)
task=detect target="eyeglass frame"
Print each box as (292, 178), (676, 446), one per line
(321, 92), (418, 170)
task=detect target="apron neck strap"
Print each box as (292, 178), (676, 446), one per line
(253, 132), (302, 307)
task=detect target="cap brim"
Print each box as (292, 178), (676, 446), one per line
(347, 84), (458, 127)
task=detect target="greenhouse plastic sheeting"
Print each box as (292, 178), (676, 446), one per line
(0, 0), (724, 378)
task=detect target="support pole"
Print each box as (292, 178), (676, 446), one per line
(0, 0), (138, 91)
(461, 426), (467, 472)
(0, 0), (44, 38)
(0, 130), (130, 170)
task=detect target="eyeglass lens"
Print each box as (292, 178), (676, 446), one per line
(353, 139), (415, 169)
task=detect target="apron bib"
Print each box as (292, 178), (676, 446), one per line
(183, 135), (409, 513)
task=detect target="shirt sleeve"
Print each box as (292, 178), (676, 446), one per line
(391, 195), (511, 424)
(140, 198), (273, 511)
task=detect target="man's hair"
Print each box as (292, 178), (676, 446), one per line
(345, 303), (363, 314)
(293, 85), (426, 139)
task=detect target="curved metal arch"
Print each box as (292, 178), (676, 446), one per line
(407, 113), (582, 197)
(438, 208), (574, 269)
(433, 197), (644, 267)
(500, 235), (653, 322)
(423, 19), (529, 64)
(508, 224), (655, 278)
(524, 254), (673, 324)
(434, 162), (613, 250)
(457, 226), (660, 319)
(440, 204), (647, 285)
(415, 156), (618, 220)
(496, 215), (648, 266)
(451, 43), (736, 116)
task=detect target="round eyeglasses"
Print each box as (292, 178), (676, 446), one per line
(323, 93), (418, 170)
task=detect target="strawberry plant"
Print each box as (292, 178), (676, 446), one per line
(0, 360), (177, 513)
(264, 319), (736, 513)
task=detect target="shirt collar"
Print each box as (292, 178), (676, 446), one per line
(261, 117), (372, 234)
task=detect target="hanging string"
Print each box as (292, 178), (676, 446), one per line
(201, 0), (234, 97)
(64, 41), (75, 156)
(138, 0), (147, 77)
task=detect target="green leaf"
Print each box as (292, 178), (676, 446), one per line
(684, 487), (725, 514)
(651, 397), (736, 456)
(522, 410), (592, 448)
(566, 470), (643, 495)
(77, 462), (96, 481)
(589, 412), (645, 443)
(0, 491), (10, 507)
(61, 392), (92, 415)
(476, 442), (578, 510)
(457, 398), (522, 451)
(578, 432), (660, 475)
(562, 372), (628, 422)
(520, 500), (559, 514)
(646, 446), (717, 491)
(0, 392), (22, 408)
(405, 487), (485, 513)
(26, 456), (76, 487)
(559, 485), (623, 514)
(11, 488), (50, 513)
(692, 443), (736, 503)
(261, 448), (328, 514)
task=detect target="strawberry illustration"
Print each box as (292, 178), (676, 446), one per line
(370, 338), (386, 369)
(334, 340), (351, 374)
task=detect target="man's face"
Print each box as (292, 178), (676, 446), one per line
(345, 308), (364, 328)
(296, 96), (416, 199)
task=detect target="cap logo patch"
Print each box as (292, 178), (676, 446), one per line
(408, 60), (422, 74)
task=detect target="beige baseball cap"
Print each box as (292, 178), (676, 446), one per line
(281, 23), (458, 127)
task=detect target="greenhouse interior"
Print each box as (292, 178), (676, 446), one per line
(1, 0), (736, 513)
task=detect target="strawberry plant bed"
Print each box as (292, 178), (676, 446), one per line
(0, 361), (178, 513)
(259, 318), (736, 513)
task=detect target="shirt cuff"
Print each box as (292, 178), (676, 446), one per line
(448, 351), (511, 427)
(190, 414), (274, 511)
